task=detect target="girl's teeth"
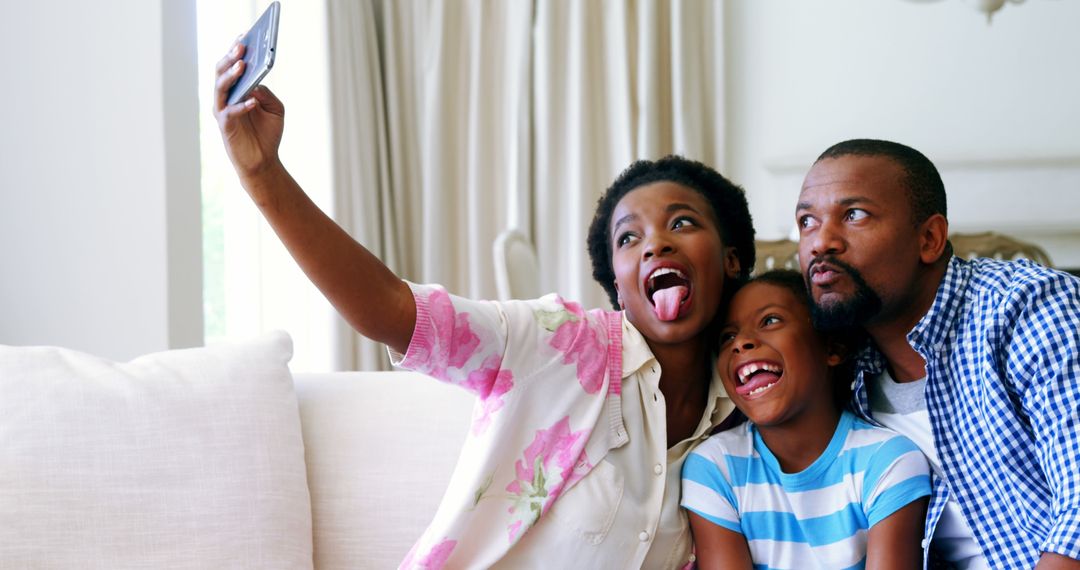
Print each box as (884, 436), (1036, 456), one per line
(738, 362), (781, 384)
(748, 382), (776, 395)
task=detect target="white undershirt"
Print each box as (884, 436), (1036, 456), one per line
(868, 368), (989, 569)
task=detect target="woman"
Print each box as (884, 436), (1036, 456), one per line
(214, 39), (755, 568)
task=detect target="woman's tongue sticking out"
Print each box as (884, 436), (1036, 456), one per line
(653, 285), (688, 321)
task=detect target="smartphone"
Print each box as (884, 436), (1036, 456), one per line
(226, 2), (281, 106)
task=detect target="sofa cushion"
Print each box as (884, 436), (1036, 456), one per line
(0, 331), (313, 570)
(293, 371), (474, 569)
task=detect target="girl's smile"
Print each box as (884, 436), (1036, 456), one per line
(718, 282), (841, 428)
(732, 359), (784, 398)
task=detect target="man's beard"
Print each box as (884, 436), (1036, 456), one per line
(805, 257), (883, 331)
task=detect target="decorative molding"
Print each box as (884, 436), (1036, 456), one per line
(763, 154), (1080, 175)
(759, 153), (1080, 269)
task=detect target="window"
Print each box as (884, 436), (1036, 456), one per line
(196, 0), (338, 371)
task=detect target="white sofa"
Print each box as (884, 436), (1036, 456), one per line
(294, 371), (473, 568)
(0, 332), (476, 569)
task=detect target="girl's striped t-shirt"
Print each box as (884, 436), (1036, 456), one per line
(682, 411), (931, 569)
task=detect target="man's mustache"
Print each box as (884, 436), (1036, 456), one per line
(806, 255), (861, 279)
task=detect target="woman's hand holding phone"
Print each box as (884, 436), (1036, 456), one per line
(213, 40), (285, 182)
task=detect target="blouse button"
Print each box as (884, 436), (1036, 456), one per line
(653, 463), (663, 476)
(639, 531), (650, 542)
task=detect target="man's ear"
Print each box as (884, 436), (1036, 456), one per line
(919, 213), (949, 265)
(724, 247), (741, 278)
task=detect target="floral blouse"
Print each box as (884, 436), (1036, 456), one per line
(391, 283), (730, 569)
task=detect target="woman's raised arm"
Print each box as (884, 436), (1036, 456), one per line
(213, 40), (415, 354)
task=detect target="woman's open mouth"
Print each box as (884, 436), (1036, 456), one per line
(646, 266), (692, 321)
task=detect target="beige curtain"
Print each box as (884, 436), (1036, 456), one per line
(534, 0), (726, 307)
(327, 0), (726, 370)
(326, 0), (402, 371)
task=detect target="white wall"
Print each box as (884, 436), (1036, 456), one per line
(1, 0), (1075, 361)
(725, 0), (1080, 268)
(0, 0), (202, 360)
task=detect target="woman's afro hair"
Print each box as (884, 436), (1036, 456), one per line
(586, 155), (756, 309)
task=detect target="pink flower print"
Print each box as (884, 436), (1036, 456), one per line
(504, 416), (588, 541)
(399, 537), (457, 570)
(550, 319), (606, 394)
(412, 288), (481, 380)
(535, 297), (606, 394)
(507, 520), (524, 543)
(460, 354), (514, 435)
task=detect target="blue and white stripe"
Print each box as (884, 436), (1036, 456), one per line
(682, 411), (931, 569)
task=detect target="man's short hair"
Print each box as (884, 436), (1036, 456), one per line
(816, 139), (947, 226)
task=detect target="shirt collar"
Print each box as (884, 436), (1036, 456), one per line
(620, 312), (730, 412)
(907, 256), (969, 354)
(702, 362), (731, 430)
(620, 313), (654, 379)
(853, 255), (969, 376)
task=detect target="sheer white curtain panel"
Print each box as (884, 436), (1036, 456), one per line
(326, 0), (725, 370)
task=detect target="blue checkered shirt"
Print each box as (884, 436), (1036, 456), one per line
(849, 256), (1080, 568)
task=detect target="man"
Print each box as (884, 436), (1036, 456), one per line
(795, 139), (1080, 569)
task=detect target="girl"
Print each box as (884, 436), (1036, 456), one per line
(214, 40), (755, 568)
(681, 270), (930, 569)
